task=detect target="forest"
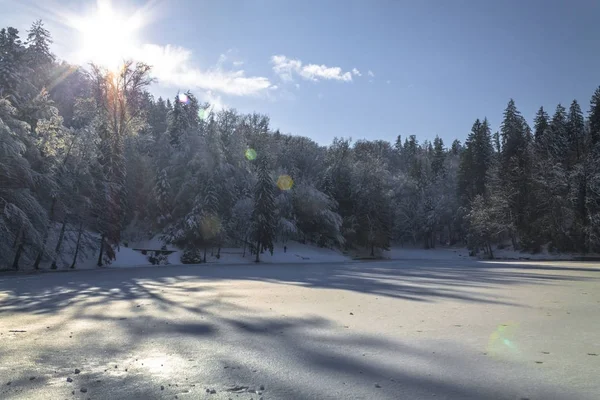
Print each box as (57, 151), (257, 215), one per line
(2, 21), (600, 269)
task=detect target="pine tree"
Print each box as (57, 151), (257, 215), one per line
(167, 91), (199, 146)
(394, 134), (402, 152)
(544, 104), (569, 164)
(458, 119), (493, 202)
(0, 27), (27, 102)
(25, 20), (54, 88)
(0, 98), (48, 269)
(154, 168), (172, 225)
(589, 87), (600, 146)
(431, 136), (446, 179)
(533, 106), (549, 144)
(252, 155), (276, 262)
(493, 131), (501, 154)
(450, 139), (461, 155)
(200, 177), (222, 261)
(586, 87), (600, 251)
(499, 100), (533, 246)
(567, 100), (584, 163)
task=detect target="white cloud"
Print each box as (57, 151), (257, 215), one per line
(271, 55), (354, 83)
(271, 55), (302, 82)
(202, 90), (226, 111)
(137, 44), (273, 96)
(368, 70), (375, 77)
(233, 61), (245, 66)
(352, 68), (361, 76)
(300, 64), (352, 82)
(295, 83), (300, 89)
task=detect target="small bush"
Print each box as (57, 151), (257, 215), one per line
(148, 252), (169, 265)
(180, 249), (202, 264)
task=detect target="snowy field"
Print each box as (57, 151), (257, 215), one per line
(6, 224), (594, 273)
(1, 258), (599, 399)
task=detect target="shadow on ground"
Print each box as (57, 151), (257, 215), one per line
(0, 260), (597, 399)
(2, 258), (598, 314)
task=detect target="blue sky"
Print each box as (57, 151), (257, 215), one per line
(2, 0), (600, 146)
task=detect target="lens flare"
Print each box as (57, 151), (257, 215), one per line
(178, 93), (189, 104)
(487, 322), (520, 358)
(198, 108), (208, 121)
(200, 214), (221, 239)
(245, 148), (257, 161)
(277, 175), (294, 191)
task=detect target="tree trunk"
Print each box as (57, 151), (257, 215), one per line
(203, 247), (207, 263)
(255, 241), (260, 262)
(370, 243), (374, 257)
(487, 242), (494, 259)
(70, 221), (84, 269)
(242, 237), (247, 257)
(12, 231), (24, 270)
(51, 217), (68, 269)
(13, 226), (22, 248)
(217, 245), (221, 259)
(511, 234), (518, 250)
(33, 198), (57, 270)
(97, 234), (105, 267)
(12, 243), (24, 270)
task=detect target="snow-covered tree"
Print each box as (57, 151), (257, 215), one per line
(252, 155), (276, 262)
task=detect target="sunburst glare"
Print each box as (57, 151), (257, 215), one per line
(68, 0), (144, 70)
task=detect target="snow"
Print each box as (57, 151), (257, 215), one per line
(208, 242), (350, 264)
(383, 246), (470, 260)
(32, 228), (594, 272)
(100, 241), (351, 268)
(487, 247), (575, 261)
(127, 235), (178, 251)
(109, 247), (152, 268)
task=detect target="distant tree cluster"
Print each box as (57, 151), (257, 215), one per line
(2, 21), (600, 269)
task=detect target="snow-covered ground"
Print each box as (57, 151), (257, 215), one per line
(383, 246), (470, 260)
(108, 239), (350, 269)
(1, 259), (599, 399)
(16, 227), (598, 272)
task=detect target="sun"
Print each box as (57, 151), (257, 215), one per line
(69, 1), (143, 70)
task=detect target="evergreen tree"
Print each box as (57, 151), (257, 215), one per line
(450, 139), (461, 155)
(498, 100), (533, 246)
(458, 119), (493, 202)
(252, 155), (276, 262)
(567, 100), (584, 163)
(533, 106), (549, 144)
(25, 20), (54, 88)
(589, 87), (600, 146)
(0, 27), (27, 102)
(431, 136), (446, 179)
(586, 87), (600, 251)
(167, 91), (199, 146)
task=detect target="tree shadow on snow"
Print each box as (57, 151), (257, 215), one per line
(0, 261), (596, 399)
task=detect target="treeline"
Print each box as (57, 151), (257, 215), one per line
(2, 21), (600, 270)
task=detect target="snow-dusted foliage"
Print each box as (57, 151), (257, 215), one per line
(3, 20), (600, 269)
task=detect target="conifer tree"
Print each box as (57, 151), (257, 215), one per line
(252, 155), (276, 262)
